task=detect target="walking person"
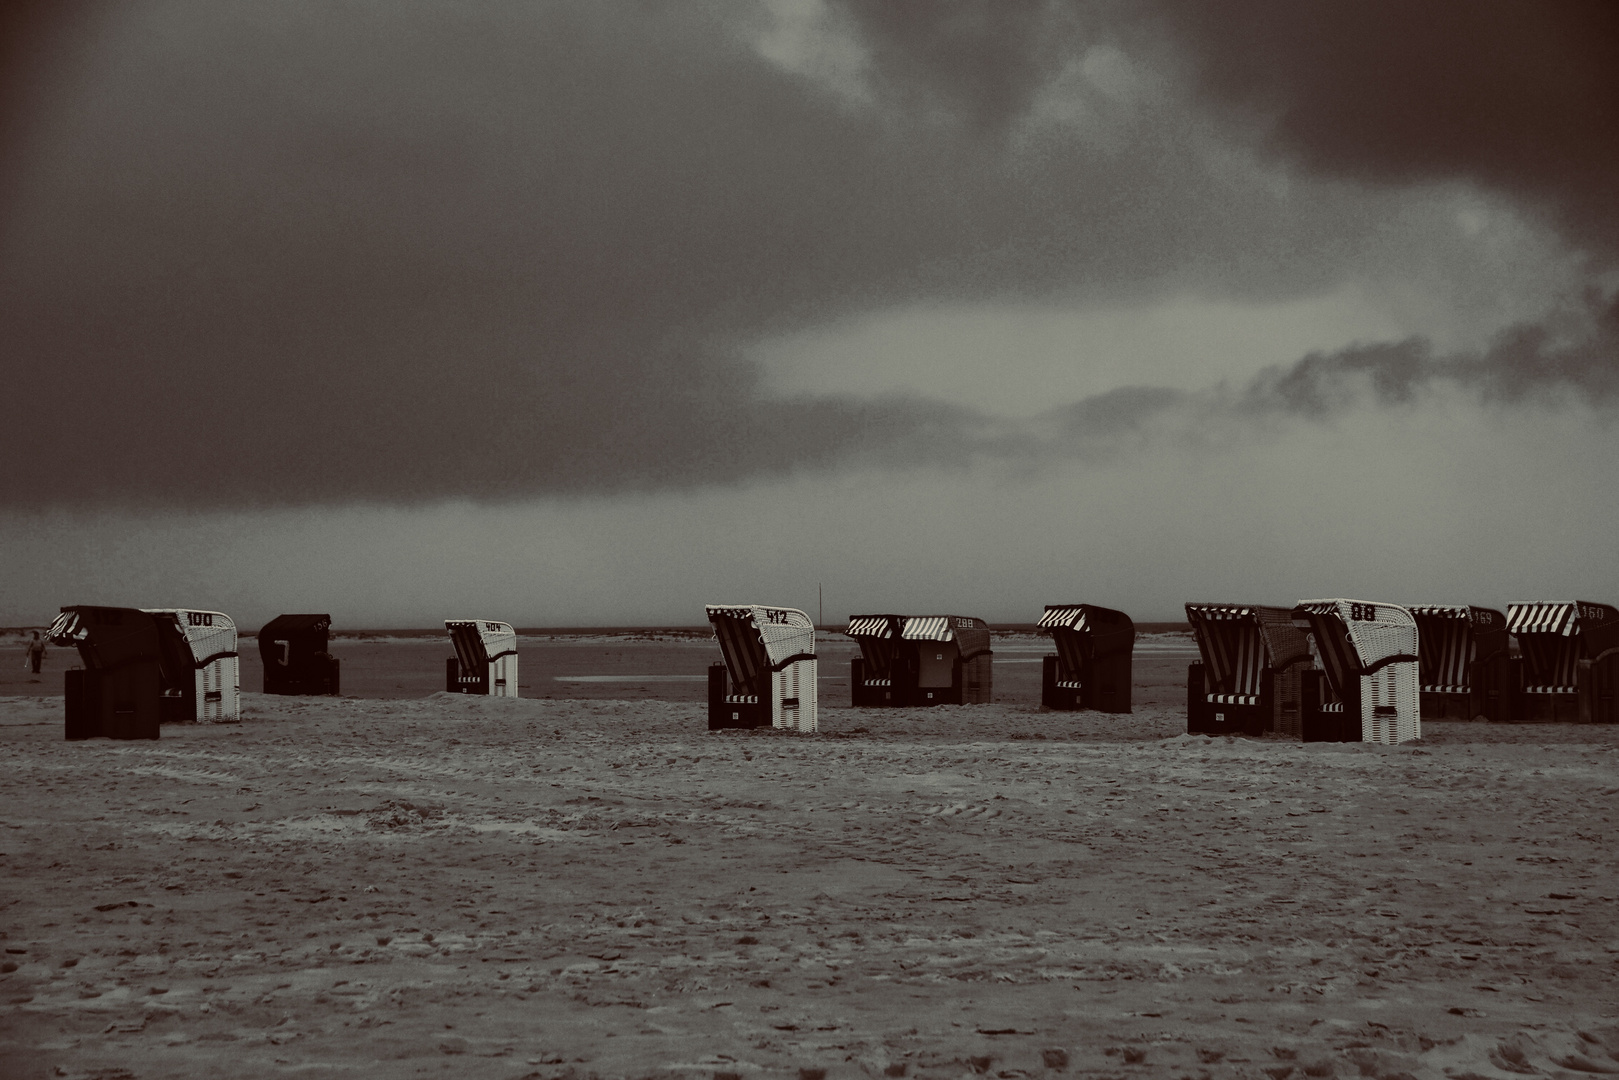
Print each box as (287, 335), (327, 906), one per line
(25, 631), (46, 675)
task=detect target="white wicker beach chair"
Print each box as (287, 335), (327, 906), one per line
(445, 620), (519, 698)
(1292, 600), (1420, 744)
(142, 609), (241, 722)
(706, 605), (817, 732)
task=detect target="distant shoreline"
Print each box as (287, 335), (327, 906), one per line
(2, 622), (1194, 640)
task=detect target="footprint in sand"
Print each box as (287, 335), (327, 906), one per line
(921, 803), (1001, 819)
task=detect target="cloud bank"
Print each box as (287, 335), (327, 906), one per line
(0, 1), (1612, 509)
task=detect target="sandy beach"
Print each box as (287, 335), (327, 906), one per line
(3, 640), (1618, 1080)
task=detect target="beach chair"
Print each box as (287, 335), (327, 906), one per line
(142, 609), (241, 723)
(1292, 600), (1420, 744)
(1407, 606), (1510, 721)
(1038, 605), (1135, 713)
(845, 615), (906, 706)
(1505, 602), (1619, 724)
(445, 620), (519, 697)
(706, 605), (817, 731)
(259, 614), (340, 696)
(897, 616), (993, 705)
(47, 606), (163, 740)
(1184, 605), (1313, 736)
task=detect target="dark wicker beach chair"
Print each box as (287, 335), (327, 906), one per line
(845, 614), (906, 707)
(259, 614), (340, 696)
(47, 606), (164, 741)
(706, 605), (817, 731)
(1184, 604), (1313, 736)
(1293, 599), (1420, 743)
(1505, 602), (1619, 723)
(896, 616), (993, 705)
(1407, 605), (1510, 721)
(1038, 604), (1134, 713)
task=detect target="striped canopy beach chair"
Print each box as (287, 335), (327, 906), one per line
(1038, 604), (1135, 713)
(1505, 601), (1619, 724)
(47, 606), (164, 741)
(706, 605), (818, 731)
(142, 609), (241, 724)
(898, 615), (993, 705)
(1407, 605), (1510, 721)
(845, 614), (906, 706)
(445, 620), (519, 697)
(1184, 604), (1313, 736)
(1293, 599), (1420, 744)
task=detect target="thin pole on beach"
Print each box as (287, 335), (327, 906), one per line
(819, 583), (823, 630)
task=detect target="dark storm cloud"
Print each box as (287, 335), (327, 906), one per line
(838, 0), (1619, 256)
(1043, 296), (1619, 441)
(0, 1), (1612, 508)
(832, 0), (1619, 430)
(833, 0), (1075, 130)
(0, 0), (1383, 507)
(1245, 294), (1619, 415)
(1153, 0), (1619, 256)
(0, 2), (91, 197)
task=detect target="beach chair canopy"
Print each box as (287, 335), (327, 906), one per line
(257, 613), (332, 666)
(142, 610), (239, 669)
(1407, 605), (1507, 693)
(1293, 599), (1418, 699)
(845, 614), (906, 682)
(446, 620), (518, 672)
(46, 606), (163, 670)
(1039, 604), (1134, 675)
(1185, 604), (1313, 703)
(1506, 601), (1619, 693)
(900, 616), (992, 661)
(707, 605), (816, 696)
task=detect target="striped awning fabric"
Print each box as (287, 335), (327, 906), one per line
(1408, 605), (1471, 619)
(1037, 605), (1088, 631)
(1185, 605), (1267, 697)
(846, 616), (897, 638)
(46, 609), (85, 646)
(1506, 603), (1578, 637)
(901, 616), (953, 642)
(1185, 604), (1255, 620)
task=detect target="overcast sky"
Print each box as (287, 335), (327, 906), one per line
(2, 1), (1616, 627)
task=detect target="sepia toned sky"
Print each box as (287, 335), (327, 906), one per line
(2, 1), (1616, 627)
